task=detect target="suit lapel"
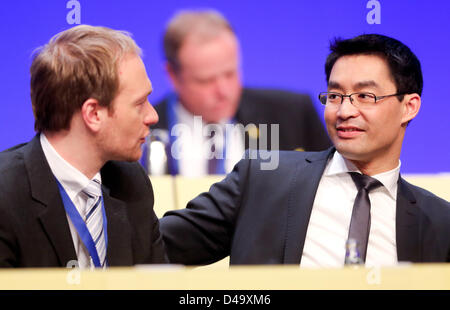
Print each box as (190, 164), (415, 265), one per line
(283, 148), (335, 264)
(24, 135), (77, 267)
(281, 151), (423, 264)
(396, 177), (421, 262)
(25, 136), (135, 267)
(101, 184), (134, 266)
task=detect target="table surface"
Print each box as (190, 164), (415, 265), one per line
(1, 263), (449, 290)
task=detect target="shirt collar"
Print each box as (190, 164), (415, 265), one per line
(325, 151), (401, 199)
(40, 133), (101, 200)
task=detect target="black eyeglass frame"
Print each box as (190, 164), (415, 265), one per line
(318, 92), (407, 106)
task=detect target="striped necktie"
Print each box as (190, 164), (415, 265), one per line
(82, 179), (106, 267)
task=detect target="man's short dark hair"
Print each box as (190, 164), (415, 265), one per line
(325, 34), (423, 98)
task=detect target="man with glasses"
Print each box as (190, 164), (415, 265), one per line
(160, 34), (450, 266)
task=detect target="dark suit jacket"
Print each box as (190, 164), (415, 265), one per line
(0, 135), (167, 267)
(153, 88), (331, 152)
(160, 148), (450, 265)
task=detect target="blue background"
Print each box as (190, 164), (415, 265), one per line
(0, 0), (449, 173)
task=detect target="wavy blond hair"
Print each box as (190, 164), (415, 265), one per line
(30, 25), (141, 132)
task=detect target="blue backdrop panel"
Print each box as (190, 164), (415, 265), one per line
(0, 0), (449, 173)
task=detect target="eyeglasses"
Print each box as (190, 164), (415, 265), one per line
(318, 92), (405, 108)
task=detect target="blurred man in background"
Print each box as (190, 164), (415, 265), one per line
(144, 9), (331, 176)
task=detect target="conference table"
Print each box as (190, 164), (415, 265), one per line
(0, 263), (449, 289)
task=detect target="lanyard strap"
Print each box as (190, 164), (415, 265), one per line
(56, 180), (108, 268)
(167, 93), (227, 175)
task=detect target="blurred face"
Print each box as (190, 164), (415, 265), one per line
(168, 30), (242, 123)
(324, 54), (416, 171)
(99, 54), (158, 162)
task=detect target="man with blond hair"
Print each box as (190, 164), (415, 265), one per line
(147, 9), (330, 176)
(0, 25), (167, 268)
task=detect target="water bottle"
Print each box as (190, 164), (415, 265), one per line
(140, 129), (169, 175)
(345, 238), (363, 265)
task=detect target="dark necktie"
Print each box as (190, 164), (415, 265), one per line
(347, 172), (383, 263)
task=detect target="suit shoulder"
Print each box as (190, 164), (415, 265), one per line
(401, 178), (450, 215)
(244, 148), (331, 168)
(0, 143), (31, 209)
(101, 161), (151, 191)
(101, 161), (154, 206)
(242, 87), (313, 107)
(102, 161), (146, 180)
(239, 88), (318, 124)
(0, 142), (27, 172)
(404, 179), (449, 204)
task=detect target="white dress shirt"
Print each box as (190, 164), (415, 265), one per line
(300, 151), (400, 268)
(174, 102), (245, 177)
(40, 133), (101, 269)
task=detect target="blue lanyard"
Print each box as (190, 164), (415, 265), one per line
(167, 93), (227, 175)
(56, 180), (108, 268)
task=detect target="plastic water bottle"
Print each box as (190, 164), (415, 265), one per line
(140, 130), (169, 175)
(345, 238), (363, 265)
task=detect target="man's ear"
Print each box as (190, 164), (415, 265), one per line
(80, 98), (105, 132)
(401, 93), (421, 126)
